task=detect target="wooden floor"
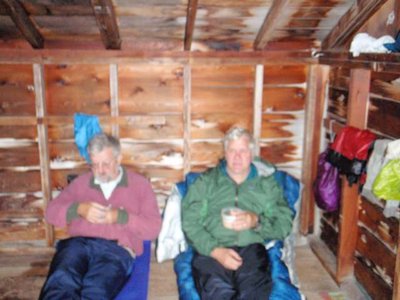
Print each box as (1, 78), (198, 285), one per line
(0, 236), (369, 300)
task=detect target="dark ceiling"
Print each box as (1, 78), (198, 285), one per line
(0, 0), (390, 53)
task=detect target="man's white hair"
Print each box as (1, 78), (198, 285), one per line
(223, 127), (255, 153)
(87, 133), (121, 158)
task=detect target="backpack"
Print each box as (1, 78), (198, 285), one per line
(313, 148), (341, 212)
(327, 126), (376, 186)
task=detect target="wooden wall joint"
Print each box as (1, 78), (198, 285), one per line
(183, 64), (191, 176)
(336, 68), (371, 282)
(253, 64), (263, 156)
(33, 64), (54, 246)
(300, 64), (330, 235)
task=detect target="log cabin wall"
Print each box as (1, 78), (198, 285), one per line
(317, 60), (400, 299)
(0, 61), (309, 250)
(312, 1), (400, 298)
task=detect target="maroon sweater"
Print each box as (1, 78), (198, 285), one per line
(46, 167), (161, 255)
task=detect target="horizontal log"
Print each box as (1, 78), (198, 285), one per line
(0, 194), (43, 218)
(359, 196), (398, 250)
(0, 170), (41, 193)
(355, 256), (392, 300)
(0, 65), (36, 116)
(318, 52), (400, 72)
(260, 113), (303, 139)
(329, 66), (351, 90)
(368, 97), (400, 138)
(263, 65), (307, 84)
(0, 220), (45, 242)
(357, 225), (396, 283)
(191, 113), (252, 139)
(119, 115), (183, 139)
(190, 141), (223, 167)
(0, 49), (315, 65)
(320, 217), (339, 256)
(51, 168), (89, 190)
(0, 145), (39, 167)
(370, 78), (400, 102)
(262, 87), (306, 112)
(259, 140), (302, 164)
(191, 65), (255, 87)
(192, 87), (253, 114)
(328, 87), (349, 119)
(46, 64), (111, 115)
(122, 142), (183, 168)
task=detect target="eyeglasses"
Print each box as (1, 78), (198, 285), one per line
(90, 160), (116, 171)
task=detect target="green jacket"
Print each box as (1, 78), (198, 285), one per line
(182, 160), (294, 256)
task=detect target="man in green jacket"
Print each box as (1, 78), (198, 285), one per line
(182, 127), (293, 299)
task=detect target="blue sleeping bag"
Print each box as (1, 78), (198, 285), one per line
(173, 170), (302, 300)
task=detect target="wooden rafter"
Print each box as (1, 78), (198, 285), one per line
(3, 0), (44, 49)
(322, 0), (390, 49)
(184, 0), (198, 51)
(0, 48), (315, 65)
(253, 0), (289, 50)
(90, 0), (121, 50)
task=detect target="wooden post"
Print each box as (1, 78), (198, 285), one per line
(110, 64), (119, 137)
(300, 64), (330, 234)
(253, 64), (263, 156)
(183, 64), (191, 176)
(393, 221), (400, 300)
(336, 68), (371, 282)
(33, 64), (54, 246)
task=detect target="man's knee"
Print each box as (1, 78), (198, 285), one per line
(39, 269), (82, 300)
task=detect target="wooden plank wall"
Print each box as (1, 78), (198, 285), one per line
(318, 56), (400, 299)
(313, 2), (400, 298)
(0, 62), (308, 249)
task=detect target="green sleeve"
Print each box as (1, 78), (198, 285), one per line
(181, 175), (219, 256)
(116, 208), (129, 224)
(258, 176), (293, 240)
(66, 202), (80, 223)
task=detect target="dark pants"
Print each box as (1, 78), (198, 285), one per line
(192, 243), (272, 300)
(39, 237), (135, 300)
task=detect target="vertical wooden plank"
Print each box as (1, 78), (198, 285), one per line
(253, 64), (263, 156)
(33, 64), (54, 246)
(337, 68), (371, 282)
(110, 64), (119, 137)
(183, 64), (191, 175)
(300, 64), (330, 234)
(393, 222), (400, 300)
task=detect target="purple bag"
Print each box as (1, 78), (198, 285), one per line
(313, 149), (341, 212)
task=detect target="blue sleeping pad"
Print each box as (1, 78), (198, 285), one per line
(173, 170), (302, 300)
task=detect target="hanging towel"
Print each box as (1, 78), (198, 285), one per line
(74, 113), (102, 162)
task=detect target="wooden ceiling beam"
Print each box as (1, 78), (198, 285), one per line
(322, 0), (390, 49)
(3, 0), (44, 49)
(253, 0), (289, 50)
(0, 48), (315, 65)
(90, 0), (121, 50)
(184, 0), (198, 51)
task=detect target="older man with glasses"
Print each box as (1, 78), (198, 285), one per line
(40, 133), (161, 300)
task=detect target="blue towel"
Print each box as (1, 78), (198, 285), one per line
(73, 113), (102, 162)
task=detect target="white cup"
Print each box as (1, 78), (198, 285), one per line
(221, 207), (243, 228)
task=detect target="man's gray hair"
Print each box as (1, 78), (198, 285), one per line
(223, 127), (255, 152)
(87, 133), (121, 158)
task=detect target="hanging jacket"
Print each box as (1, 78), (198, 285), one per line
(327, 126), (376, 185)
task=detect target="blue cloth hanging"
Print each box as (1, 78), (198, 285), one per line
(74, 113), (102, 162)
